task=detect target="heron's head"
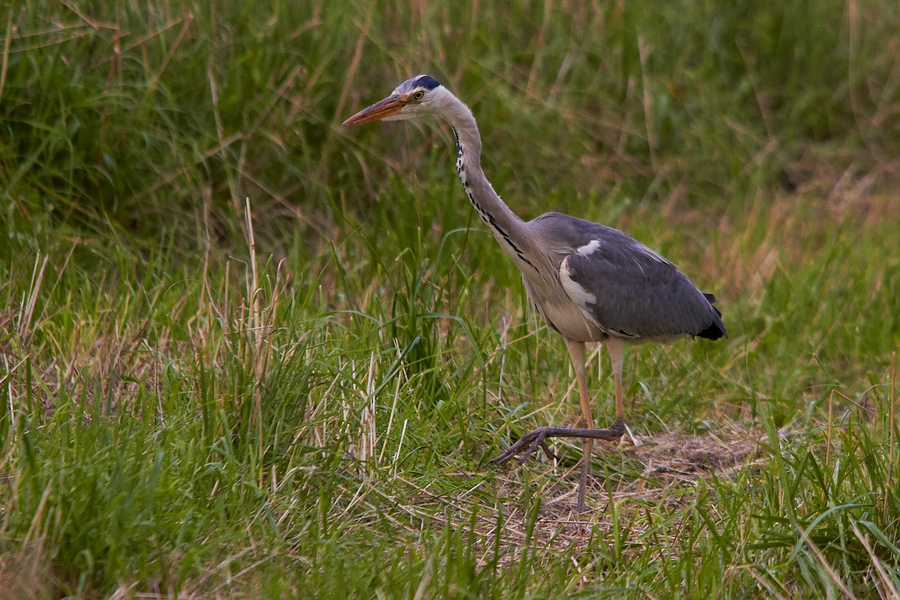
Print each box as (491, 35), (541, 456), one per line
(343, 75), (445, 126)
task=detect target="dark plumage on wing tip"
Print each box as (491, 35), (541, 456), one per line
(697, 321), (727, 340)
(698, 292), (727, 340)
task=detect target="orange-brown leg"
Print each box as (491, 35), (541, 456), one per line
(564, 339), (593, 511)
(605, 336), (626, 424)
(491, 338), (626, 512)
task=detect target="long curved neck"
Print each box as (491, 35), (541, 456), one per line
(436, 90), (538, 273)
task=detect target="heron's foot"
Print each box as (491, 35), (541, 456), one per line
(490, 419), (627, 467)
(608, 416), (627, 437)
(490, 427), (558, 466)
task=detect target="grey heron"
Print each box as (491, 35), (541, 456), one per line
(344, 75), (726, 511)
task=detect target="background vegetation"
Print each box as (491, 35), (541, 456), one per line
(2, 0), (899, 597)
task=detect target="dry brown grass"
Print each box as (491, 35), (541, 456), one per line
(0, 546), (53, 600)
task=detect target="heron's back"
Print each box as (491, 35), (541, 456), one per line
(525, 213), (726, 344)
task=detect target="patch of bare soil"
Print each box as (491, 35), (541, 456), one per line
(625, 425), (763, 480)
(487, 425), (767, 565)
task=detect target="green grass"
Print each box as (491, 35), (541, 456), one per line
(2, 0), (900, 598)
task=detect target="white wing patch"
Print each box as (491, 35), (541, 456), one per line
(543, 256), (601, 341)
(576, 239), (601, 256)
(559, 257), (596, 308)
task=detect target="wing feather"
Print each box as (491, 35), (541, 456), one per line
(532, 213), (726, 340)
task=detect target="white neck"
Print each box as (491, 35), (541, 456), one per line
(430, 87), (538, 273)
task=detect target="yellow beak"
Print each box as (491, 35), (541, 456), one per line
(343, 95), (404, 126)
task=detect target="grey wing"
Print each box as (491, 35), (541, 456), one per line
(540, 214), (726, 340)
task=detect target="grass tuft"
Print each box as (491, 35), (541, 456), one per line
(2, 0), (899, 597)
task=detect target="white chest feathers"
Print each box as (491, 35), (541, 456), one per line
(521, 241), (607, 343)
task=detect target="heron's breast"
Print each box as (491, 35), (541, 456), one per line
(523, 266), (605, 343)
(539, 300), (605, 343)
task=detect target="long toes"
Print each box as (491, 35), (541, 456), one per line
(538, 441), (557, 462)
(517, 433), (545, 466)
(489, 448), (513, 465)
(490, 439), (528, 465)
(490, 428), (550, 466)
(489, 450), (516, 465)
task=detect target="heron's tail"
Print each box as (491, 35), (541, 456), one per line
(698, 292), (726, 339)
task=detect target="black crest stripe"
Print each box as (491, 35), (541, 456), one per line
(413, 75), (441, 90)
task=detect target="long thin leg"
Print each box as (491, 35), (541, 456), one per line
(564, 339), (593, 512)
(491, 338), (627, 511)
(605, 336), (626, 424)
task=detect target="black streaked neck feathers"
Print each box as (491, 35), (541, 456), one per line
(437, 90), (536, 272)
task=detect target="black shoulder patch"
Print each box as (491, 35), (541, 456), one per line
(413, 75), (441, 90)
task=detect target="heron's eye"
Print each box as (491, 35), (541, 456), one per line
(413, 90), (425, 100)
